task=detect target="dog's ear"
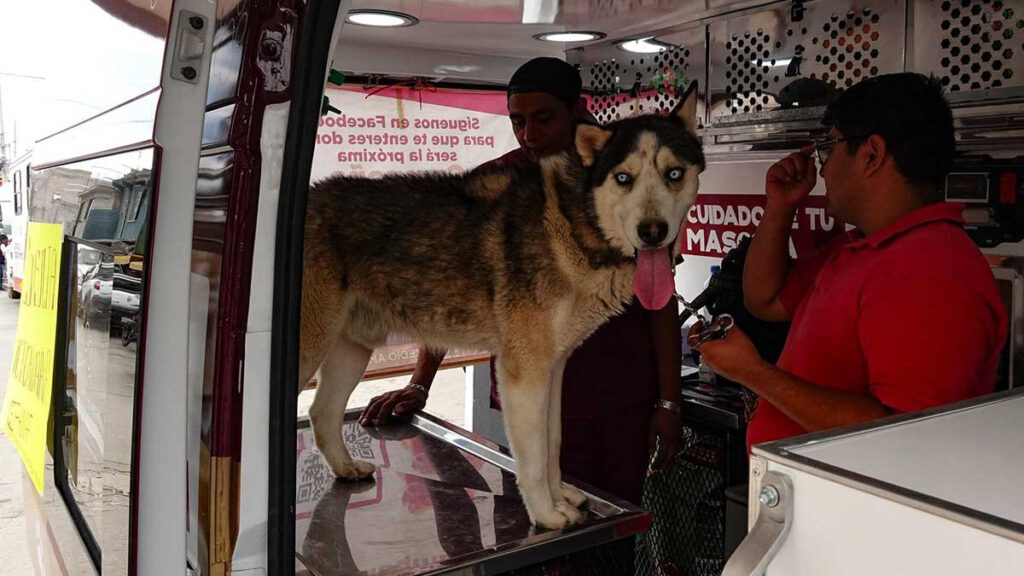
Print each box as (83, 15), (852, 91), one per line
(575, 123), (612, 167)
(671, 81), (699, 136)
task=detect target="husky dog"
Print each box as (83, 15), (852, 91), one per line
(300, 83), (704, 529)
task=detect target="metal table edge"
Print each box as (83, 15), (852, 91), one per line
(750, 388), (1024, 545)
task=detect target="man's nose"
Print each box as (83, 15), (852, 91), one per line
(637, 219), (669, 247)
(524, 122), (543, 143)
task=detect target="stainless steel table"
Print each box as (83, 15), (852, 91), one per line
(295, 410), (651, 575)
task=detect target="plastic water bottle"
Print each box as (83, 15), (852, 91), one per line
(698, 358), (716, 386)
(704, 264), (721, 292)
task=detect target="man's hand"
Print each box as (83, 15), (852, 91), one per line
(648, 408), (682, 472)
(766, 145), (817, 211)
(690, 322), (767, 385)
(360, 387), (427, 426)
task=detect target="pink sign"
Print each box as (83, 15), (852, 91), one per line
(683, 194), (844, 258)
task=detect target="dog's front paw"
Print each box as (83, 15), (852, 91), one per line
(560, 482), (588, 508)
(530, 506), (570, 530)
(332, 459), (376, 480)
(531, 501), (587, 530)
(555, 500), (586, 525)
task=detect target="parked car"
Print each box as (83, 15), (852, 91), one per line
(111, 270), (141, 328)
(77, 262), (111, 327)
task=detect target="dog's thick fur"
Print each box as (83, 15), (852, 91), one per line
(300, 85), (705, 529)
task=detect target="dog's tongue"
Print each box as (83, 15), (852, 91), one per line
(633, 248), (674, 310)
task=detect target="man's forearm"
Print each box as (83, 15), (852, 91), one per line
(650, 303), (683, 403)
(738, 362), (893, 432)
(743, 205), (796, 316)
(411, 345), (447, 390)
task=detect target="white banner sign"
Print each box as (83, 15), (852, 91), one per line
(311, 85), (520, 181)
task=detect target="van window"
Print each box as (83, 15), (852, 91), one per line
(13, 171), (22, 216)
(47, 149), (155, 574)
(121, 183), (150, 243)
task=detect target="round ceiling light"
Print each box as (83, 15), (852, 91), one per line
(618, 37), (670, 54)
(346, 9), (419, 27)
(533, 31), (606, 43)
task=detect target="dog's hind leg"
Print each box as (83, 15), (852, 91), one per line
(309, 334), (375, 480)
(498, 351), (580, 530)
(546, 356), (587, 514)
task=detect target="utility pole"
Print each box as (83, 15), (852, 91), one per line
(0, 72), (45, 171)
(0, 81), (8, 172)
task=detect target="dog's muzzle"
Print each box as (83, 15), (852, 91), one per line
(637, 218), (669, 248)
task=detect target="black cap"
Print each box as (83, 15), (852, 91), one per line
(507, 57), (582, 105)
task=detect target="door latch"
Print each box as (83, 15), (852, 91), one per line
(171, 11), (208, 84)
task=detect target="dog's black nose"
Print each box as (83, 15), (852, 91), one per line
(637, 219), (669, 246)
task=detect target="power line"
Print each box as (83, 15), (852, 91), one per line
(0, 72), (45, 81)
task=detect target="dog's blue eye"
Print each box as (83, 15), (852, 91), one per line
(667, 168), (684, 182)
(615, 173), (632, 185)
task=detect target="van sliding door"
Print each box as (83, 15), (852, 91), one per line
(267, 1), (344, 574)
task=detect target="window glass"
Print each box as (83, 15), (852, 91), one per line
(47, 148), (154, 574)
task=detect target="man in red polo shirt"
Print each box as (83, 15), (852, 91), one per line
(696, 73), (1007, 452)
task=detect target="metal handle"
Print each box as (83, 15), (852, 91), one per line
(722, 471), (794, 576)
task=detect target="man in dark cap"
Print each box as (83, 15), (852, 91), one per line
(362, 57), (684, 506)
(499, 56), (587, 163)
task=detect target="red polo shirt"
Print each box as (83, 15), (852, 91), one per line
(747, 202), (1008, 451)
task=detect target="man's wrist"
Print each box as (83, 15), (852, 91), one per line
(655, 398), (683, 415)
(658, 391), (683, 405)
(406, 383), (429, 396)
(764, 200), (800, 217)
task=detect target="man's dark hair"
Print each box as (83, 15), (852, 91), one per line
(823, 73), (955, 197)
(0, 235), (8, 243)
(507, 57), (582, 107)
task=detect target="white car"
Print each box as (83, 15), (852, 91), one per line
(111, 272), (141, 315)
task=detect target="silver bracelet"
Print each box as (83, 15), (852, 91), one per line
(406, 383), (429, 396)
(655, 399), (683, 415)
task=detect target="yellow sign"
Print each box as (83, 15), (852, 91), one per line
(1, 223), (63, 493)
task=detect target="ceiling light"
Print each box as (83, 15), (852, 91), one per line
(346, 9), (419, 27)
(533, 31), (606, 43)
(618, 37), (671, 54)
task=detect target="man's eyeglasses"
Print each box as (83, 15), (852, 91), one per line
(813, 137), (855, 166)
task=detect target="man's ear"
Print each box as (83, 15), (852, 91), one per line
(861, 133), (887, 178)
(671, 81), (700, 136)
(575, 123), (612, 167)
(571, 97), (596, 123)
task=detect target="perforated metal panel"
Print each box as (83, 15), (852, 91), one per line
(707, 0), (907, 122)
(571, 25), (708, 125)
(810, 8), (886, 89)
(584, 46), (697, 124)
(912, 0), (1024, 94)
